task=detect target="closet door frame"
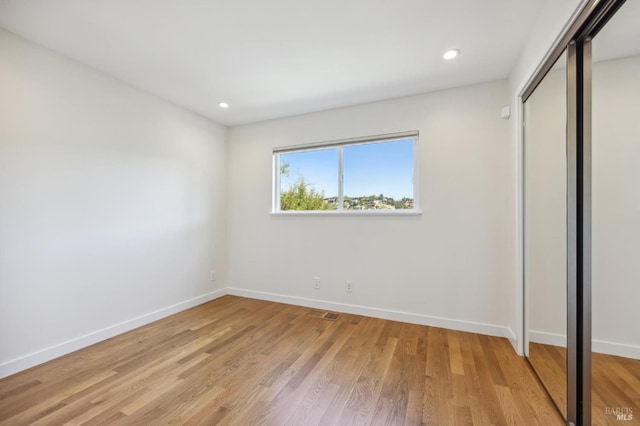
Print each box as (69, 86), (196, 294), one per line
(567, 37), (591, 426)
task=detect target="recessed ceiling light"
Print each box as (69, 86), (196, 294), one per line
(218, 102), (229, 109)
(443, 49), (460, 60)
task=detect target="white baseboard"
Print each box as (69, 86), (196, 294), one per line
(0, 289), (227, 379)
(529, 330), (640, 359)
(592, 339), (640, 360)
(529, 330), (567, 348)
(0, 287), (528, 379)
(506, 328), (518, 353)
(227, 287), (514, 340)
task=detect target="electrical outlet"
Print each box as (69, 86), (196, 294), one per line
(346, 281), (353, 293)
(210, 270), (216, 282)
(313, 277), (321, 289)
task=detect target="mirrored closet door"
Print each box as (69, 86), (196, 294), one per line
(591, 0), (640, 423)
(524, 50), (568, 418)
(523, 0), (638, 424)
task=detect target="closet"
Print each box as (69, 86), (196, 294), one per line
(523, 0), (639, 424)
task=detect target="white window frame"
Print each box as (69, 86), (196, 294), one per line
(272, 131), (421, 215)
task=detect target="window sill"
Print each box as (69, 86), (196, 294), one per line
(270, 210), (422, 217)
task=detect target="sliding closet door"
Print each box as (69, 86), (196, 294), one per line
(522, 1), (637, 424)
(590, 0), (640, 423)
(524, 50), (568, 420)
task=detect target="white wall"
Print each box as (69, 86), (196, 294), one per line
(523, 55), (640, 359)
(523, 63), (568, 349)
(0, 29), (228, 377)
(227, 81), (515, 340)
(591, 54), (640, 358)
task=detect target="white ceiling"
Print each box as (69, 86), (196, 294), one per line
(0, 0), (544, 126)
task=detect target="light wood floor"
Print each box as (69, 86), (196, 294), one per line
(529, 342), (640, 425)
(0, 296), (563, 425)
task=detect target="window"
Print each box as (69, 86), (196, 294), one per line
(273, 131), (418, 213)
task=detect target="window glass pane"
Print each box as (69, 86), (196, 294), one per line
(343, 138), (414, 210)
(279, 148), (338, 210)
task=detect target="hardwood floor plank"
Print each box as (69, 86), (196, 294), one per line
(0, 379), (41, 400)
(282, 378), (340, 426)
(3, 396), (69, 426)
(338, 336), (397, 425)
(371, 323), (423, 426)
(458, 332), (500, 426)
(316, 317), (387, 425)
(494, 384), (527, 426)
(424, 327), (453, 425)
(478, 334), (507, 387)
(266, 320), (359, 425)
(0, 296), (571, 425)
(448, 332), (465, 376)
(490, 338), (550, 426)
(403, 325), (427, 426)
(242, 318), (362, 425)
